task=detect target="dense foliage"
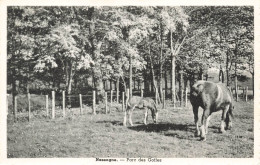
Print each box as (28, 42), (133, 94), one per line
(7, 6), (254, 101)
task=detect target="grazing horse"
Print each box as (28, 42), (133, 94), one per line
(123, 96), (158, 126)
(190, 80), (234, 141)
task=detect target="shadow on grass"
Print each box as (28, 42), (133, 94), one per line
(96, 120), (123, 126)
(128, 123), (194, 133)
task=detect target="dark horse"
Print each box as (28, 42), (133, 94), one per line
(190, 80), (234, 141)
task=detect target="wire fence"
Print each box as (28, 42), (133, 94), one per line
(7, 85), (253, 122)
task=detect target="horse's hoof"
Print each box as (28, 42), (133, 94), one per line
(225, 125), (232, 130)
(200, 136), (206, 141)
(194, 132), (200, 137)
(219, 128), (226, 133)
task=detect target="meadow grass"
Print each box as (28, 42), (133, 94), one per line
(7, 100), (253, 158)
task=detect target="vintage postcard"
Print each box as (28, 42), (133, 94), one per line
(0, 0), (259, 164)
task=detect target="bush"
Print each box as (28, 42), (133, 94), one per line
(7, 94), (51, 113)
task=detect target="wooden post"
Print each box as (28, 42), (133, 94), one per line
(163, 90), (165, 109)
(141, 89), (143, 98)
(14, 95), (17, 122)
(116, 90), (119, 104)
(46, 95), (49, 117)
(28, 93), (31, 121)
(155, 88), (158, 105)
(63, 91), (65, 117)
(185, 87), (188, 107)
(79, 94), (82, 115)
(52, 91), (55, 119)
(110, 90), (113, 113)
(126, 88), (130, 98)
(122, 92), (125, 112)
(181, 89), (183, 107)
(93, 90), (96, 115)
(235, 86), (238, 102)
(246, 86), (248, 102)
(105, 92), (108, 114)
(243, 87), (246, 98)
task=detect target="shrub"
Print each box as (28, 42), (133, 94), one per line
(7, 94), (51, 112)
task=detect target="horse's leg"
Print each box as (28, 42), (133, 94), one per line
(129, 106), (135, 126)
(220, 105), (230, 133)
(200, 107), (210, 141)
(143, 107), (148, 125)
(154, 110), (158, 124)
(123, 108), (127, 126)
(192, 105), (200, 137)
(225, 106), (233, 130)
(205, 114), (211, 134)
(150, 107), (157, 124)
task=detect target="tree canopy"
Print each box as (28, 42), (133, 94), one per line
(7, 6), (254, 101)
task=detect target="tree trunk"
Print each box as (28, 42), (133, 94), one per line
(179, 70), (183, 106)
(159, 22), (163, 103)
(234, 44), (238, 101)
(26, 81), (30, 94)
(199, 68), (203, 80)
(164, 67), (168, 97)
(170, 31), (176, 104)
(116, 77), (119, 97)
(129, 54), (132, 98)
(235, 75), (238, 101)
(121, 76), (127, 95)
(148, 44), (157, 93)
(96, 78), (105, 103)
(252, 71), (254, 98)
(219, 65), (224, 83)
(66, 62), (74, 95)
(67, 77), (72, 95)
(12, 71), (17, 121)
(92, 75), (96, 89)
(110, 79), (113, 90)
(226, 50), (230, 86)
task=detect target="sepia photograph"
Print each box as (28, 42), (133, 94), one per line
(1, 1), (259, 164)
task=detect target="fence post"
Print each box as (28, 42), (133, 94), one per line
(235, 86), (238, 102)
(181, 89), (183, 107)
(155, 88), (158, 105)
(14, 95), (17, 122)
(246, 86), (248, 102)
(63, 91), (65, 117)
(242, 87), (245, 98)
(116, 90), (119, 104)
(28, 93), (31, 121)
(46, 95), (49, 117)
(126, 88), (129, 98)
(185, 87), (188, 107)
(93, 90), (96, 115)
(163, 90), (165, 109)
(110, 90), (113, 113)
(52, 91), (55, 119)
(141, 89), (143, 98)
(122, 92), (125, 112)
(105, 92), (108, 114)
(79, 94), (82, 115)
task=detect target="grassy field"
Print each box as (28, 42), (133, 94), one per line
(7, 99), (253, 158)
